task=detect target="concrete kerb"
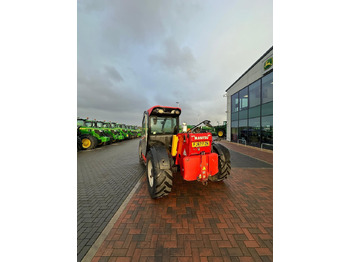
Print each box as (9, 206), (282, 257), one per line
(81, 174), (144, 262)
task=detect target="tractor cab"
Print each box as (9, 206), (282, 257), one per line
(139, 105), (181, 161)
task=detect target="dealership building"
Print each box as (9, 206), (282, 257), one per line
(226, 46), (273, 149)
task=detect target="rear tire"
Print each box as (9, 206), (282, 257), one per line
(209, 143), (231, 181)
(146, 151), (173, 199)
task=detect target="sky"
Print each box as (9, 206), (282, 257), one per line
(77, 0), (272, 126)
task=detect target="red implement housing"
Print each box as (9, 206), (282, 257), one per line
(175, 132), (218, 182)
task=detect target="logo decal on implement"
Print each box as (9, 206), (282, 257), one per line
(194, 136), (209, 140)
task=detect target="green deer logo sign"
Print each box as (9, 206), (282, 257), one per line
(264, 57), (273, 70)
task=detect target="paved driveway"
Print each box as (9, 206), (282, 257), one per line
(77, 139), (144, 261)
(80, 141), (273, 262)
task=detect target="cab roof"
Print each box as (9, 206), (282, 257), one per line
(147, 105), (181, 116)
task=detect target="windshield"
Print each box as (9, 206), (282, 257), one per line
(111, 123), (116, 128)
(96, 122), (103, 128)
(150, 116), (177, 135)
(77, 120), (85, 126)
(85, 121), (93, 127)
(102, 123), (109, 128)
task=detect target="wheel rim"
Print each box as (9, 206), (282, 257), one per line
(82, 138), (91, 148)
(147, 160), (154, 187)
(218, 131), (224, 137)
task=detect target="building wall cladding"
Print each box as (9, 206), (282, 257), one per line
(226, 47), (273, 145)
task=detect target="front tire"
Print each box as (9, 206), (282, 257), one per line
(146, 151), (173, 199)
(81, 135), (97, 150)
(77, 136), (82, 151)
(138, 142), (145, 165)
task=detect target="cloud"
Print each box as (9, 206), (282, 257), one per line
(103, 65), (124, 82)
(149, 38), (198, 80)
(77, 0), (273, 126)
(77, 65), (148, 120)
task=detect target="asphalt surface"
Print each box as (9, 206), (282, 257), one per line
(228, 149), (272, 168)
(77, 138), (271, 261)
(77, 138), (144, 261)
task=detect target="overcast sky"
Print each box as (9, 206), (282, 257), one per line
(77, 0), (272, 126)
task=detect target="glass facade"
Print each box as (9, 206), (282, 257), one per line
(230, 71), (273, 148)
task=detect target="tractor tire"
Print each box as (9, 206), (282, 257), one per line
(106, 135), (113, 144)
(146, 151), (173, 199)
(81, 135), (97, 150)
(77, 136), (82, 151)
(138, 141), (145, 166)
(209, 143), (231, 182)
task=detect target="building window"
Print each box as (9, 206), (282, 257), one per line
(238, 119), (248, 141)
(248, 117), (261, 147)
(239, 87), (248, 110)
(249, 79), (261, 108)
(262, 101), (273, 116)
(232, 112), (238, 121)
(231, 93), (239, 113)
(261, 115), (273, 144)
(231, 121), (238, 142)
(229, 60), (273, 149)
(239, 109), (248, 120)
(262, 72), (273, 104)
(249, 105), (261, 118)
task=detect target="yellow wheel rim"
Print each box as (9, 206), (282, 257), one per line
(218, 131), (224, 137)
(82, 138), (91, 148)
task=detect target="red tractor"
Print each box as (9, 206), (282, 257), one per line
(139, 105), (231, 199)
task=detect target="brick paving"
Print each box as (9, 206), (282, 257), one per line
(90, 141), (273, 262)
(77, 139), (144, 261)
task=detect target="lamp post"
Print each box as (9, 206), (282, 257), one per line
(176, 102), (180, 108)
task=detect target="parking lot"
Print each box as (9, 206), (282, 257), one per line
(78, 139), (272, 262)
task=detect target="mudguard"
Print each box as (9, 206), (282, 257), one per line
(148, 145), (172, 170)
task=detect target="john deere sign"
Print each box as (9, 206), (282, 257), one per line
(264, 57), (273, 70)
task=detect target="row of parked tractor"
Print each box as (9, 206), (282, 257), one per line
(77, 118), (141, 151)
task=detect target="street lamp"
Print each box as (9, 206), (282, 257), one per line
(176, 102), (180, 108)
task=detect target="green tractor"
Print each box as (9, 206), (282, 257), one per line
(215, 121), (227, 138)
(93, 120), (114, 144)
(185, 125), (216, 135)
(134, 126), (142, 138)
(102, 121), (124, 142)
(117, 123), (131, 139)
(77, 118), (111, 150)
(112, 122), (127, 140)
(126, 125), (137, 139)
